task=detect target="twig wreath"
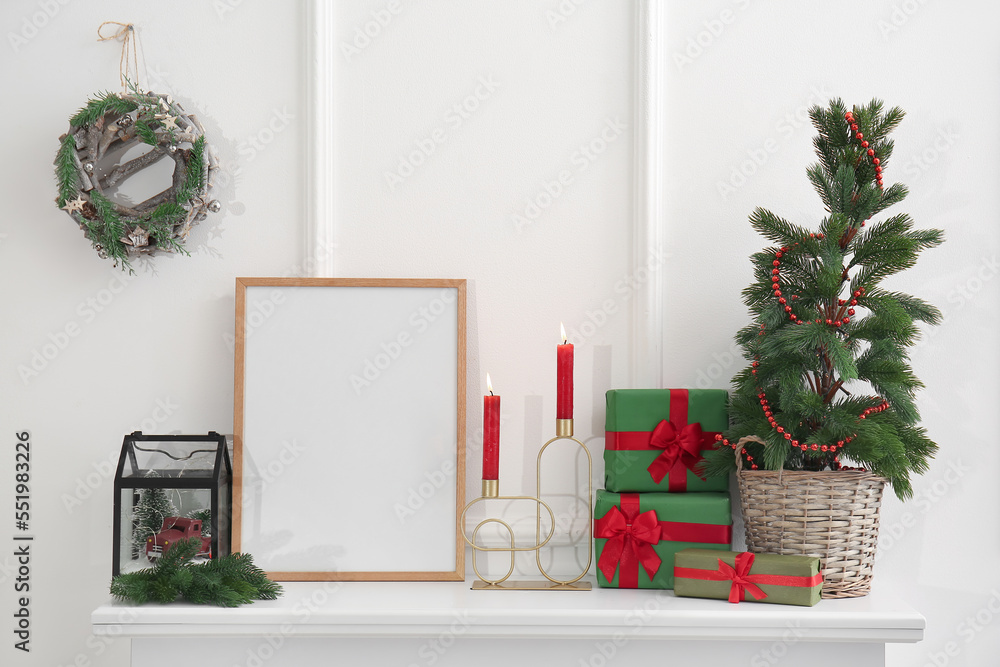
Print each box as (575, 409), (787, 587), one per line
(54, 23), (219, 270)
(55, 89), (219, 270)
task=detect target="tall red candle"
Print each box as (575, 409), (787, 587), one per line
(557, 324), (574, 419)
(482, 374), (500, 480)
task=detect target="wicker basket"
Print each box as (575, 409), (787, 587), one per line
(735, 441), (886, 599)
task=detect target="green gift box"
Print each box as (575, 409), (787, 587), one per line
(673, 549), (823, 606)
(605, 389), (728, 493)
(594, 490), (731, 589)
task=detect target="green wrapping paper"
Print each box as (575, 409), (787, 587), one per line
(673, 549), (823, 606)
(593, 490), (731, 589)
(605, 389), (728, 493)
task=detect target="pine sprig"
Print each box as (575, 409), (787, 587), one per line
(70, 91), (138, 128)
(55, 135), (79, 207)
(110, 538), (282, 607)
(87, 192), (134, 270)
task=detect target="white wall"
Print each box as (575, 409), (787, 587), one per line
(2, 1), (996, 666)
(1, 2), (304, 665)
(663, 2), (1000, 666)
(329, 0), (634, 577)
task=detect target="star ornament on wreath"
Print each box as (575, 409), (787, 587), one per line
(54, 88), (221, 270)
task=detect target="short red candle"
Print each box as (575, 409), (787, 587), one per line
(482, 374), (500, 481)
(557, 324), (574, 419)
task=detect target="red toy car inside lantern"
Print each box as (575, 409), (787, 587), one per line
(145, 516), (212, 562)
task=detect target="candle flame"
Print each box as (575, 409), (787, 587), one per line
(486, 373), (493, 395)
(560, 322), (566, 344)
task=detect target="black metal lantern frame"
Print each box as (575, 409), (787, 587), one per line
(112, 431), (231, 576)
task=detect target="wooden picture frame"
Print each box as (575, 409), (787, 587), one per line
(232, 278), (466, 581)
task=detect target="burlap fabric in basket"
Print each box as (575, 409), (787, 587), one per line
(735, 438), (885, 599)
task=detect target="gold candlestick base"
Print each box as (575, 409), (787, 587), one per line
(460, 418), (593, 590)
(471, 580), (591, 591)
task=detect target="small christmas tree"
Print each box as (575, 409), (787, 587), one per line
(704, 99), (943, 500)
(131, 487), (177, 558)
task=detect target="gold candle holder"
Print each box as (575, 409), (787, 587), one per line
(460, 418), (593, 591)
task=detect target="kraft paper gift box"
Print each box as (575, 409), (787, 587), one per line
(673, 548), (823, 606)
(605, 388), (728, 493)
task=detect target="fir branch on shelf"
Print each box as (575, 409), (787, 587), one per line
(110, 538), (282, 607)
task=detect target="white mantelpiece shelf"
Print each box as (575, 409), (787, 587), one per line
(92, 579), (924, 643)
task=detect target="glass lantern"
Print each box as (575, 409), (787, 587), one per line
(112, 431), (231, 576)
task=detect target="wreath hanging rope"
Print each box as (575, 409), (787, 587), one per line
(54, 23), (219, 271)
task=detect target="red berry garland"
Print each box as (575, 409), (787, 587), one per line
(717, 394), (889, 458)
(845, 110), (883, 192)
(769, 237), (864, 326)
(719, 270), (890, 463)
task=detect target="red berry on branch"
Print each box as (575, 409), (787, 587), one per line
(825, 319), (833, 325)
(850, 299), (857, 306)
(810, 444), (819, 451)
(842, 317), (850, 323)
(848, 308), (855, 315)
(873, 158), (880, 165)
(773, 260), (780, 267)
(867, 149), (875, 157)
(861, 140), (869, 148)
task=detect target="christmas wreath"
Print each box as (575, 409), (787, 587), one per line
(55, 89), (219, 270)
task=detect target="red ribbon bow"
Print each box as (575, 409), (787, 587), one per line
(716, 552), (768, 603)
(594, 505), (662, 586)
(647, 419), (706, 485)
